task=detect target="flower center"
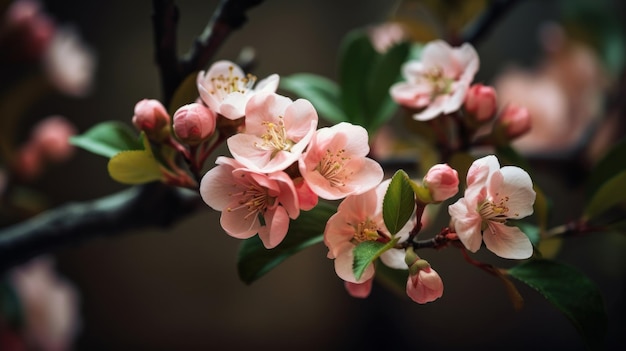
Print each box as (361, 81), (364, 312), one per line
(351, 218), (380, 244)
(423, 66), (453, 96)
(209, 65), (257, 101)
(226, 183), (275, 221)
(316, 149), (351, 187)
(478, 195), (510, 223)
(254, 116), (294, 157)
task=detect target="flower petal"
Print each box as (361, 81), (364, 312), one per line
(483, 222), (533, 259)
(448, 197), (483, 252)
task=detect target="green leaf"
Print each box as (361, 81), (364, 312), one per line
(237, 201), (337, 284)
(383, 170), (416, 235)
(508, 260), (607, 350)
(586, 137), (626, 200)
(352, 237), (399, 281)
(365, 41), (410, 132)
(280, 73), (347, 124)
(339, 30), (377, 127)
(584, 171), (626, 220)
(70, 121), (142, 158)
(168, 71), (200, 115)
(107, 139), (163, 184)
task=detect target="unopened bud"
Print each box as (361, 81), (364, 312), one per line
(30, 116), (77, 162)
(423, 163), (459, 202)
(498, 104), (531, 139)
(173, 103), (216, 144)
(464, 84), (497, 122)
(132, 99), (170, 141)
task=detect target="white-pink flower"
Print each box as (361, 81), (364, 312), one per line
(390, 40), (479, 121)
(197, 60), (279, 120)
(200, 156), (299, 249)
(299, 122), (383, 200)
(448, 155), (536, 259)
(227, 92), (318, 173)
(324, 179), (410, 284)
(406, 264), (444, 304)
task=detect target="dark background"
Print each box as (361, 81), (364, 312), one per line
(11, 0), (626, 349)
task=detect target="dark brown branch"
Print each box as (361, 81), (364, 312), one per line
(0, 183), (203, 274)
(458, 0), (521, 45)
(152, 0), (181, 106)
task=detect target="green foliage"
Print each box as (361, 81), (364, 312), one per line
(281, 30), (410, 134)
(584, 171), (626, 220)
(69, 121), (142, 158)
(237, 201), (337, 284)
(107, 138), (163, 184)
(168, 72), (200, 115)
(280, 74), (347, 124)
(508, 260), (607, 350)
(0, 281), (24, 328)
(382, 170), (416, 235)
(352, 238), (399, 281)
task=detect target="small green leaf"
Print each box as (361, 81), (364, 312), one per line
(448, 152), (475, 188)
(339, 30), (377, 126)
(383, 170), (416, 235)
(508, 260), (607, 350)
(584, 171), (626, 220)
(280, 73), (347, 124)
(237, 202), (337, 284)
(107, 140), (163, 184)
(352, 237), (399, 281)
(168, 71), (200, 115)
(70, 121), (142, 158)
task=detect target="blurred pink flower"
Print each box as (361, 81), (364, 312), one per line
(43, 27), (96, 97)
(344, 279), (374, 299)
(406, 263), (443, 304)
(30, 116), (77, 162)
(299, 122), (383, 200)
(2, 0), (55, 60)
(390, 40), (479, 121)
(227, 92), (318, 173)
(497, 104), (532, 140)
(464, 84), (497, 122)
(197, 60), (279, 120)
(173, 103), (216, 144)
(367, 22), (407, 53)
(423, 163), (459, 202)
(324, 179), (410, 284)
(200, 156), (299, 249)
(448, 155), (535, 259)
(10, 257), (80, 351)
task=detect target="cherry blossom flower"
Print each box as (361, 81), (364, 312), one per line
(406, 263), (444, 304)
(197, 60), (279, 120)
(200, 156), (299, 249)
(390, 40), (479, 121)
(324, 180), (410, 285)
(299, 122), (383, 200)
(422, 163), (459, 202)
(227, 92), (318, 173)
(448, 155), (536, 259)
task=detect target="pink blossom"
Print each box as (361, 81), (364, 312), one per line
(464, 84), (497, 122)
(30, 116), (77, 162)
(406, 264), (444, 304)
(497, 104), (532, 140)
(173, 103), (216, 144)
(10, 257), (80, 351)
(448, 155), (536, 259)
(390, 40), (479, 121)
(227, 92), (318, 173)
(299, 122), (383, 200)
(199, 157), (299, 249)
(367, 22), (407, 53)
(345, 279), (373, 298)
(324, 180), (410, 284)
(3, 0), (55, 61)
(197, 60), (279, 120)
(293, 177), (318, 211)
(423, 163), (459, 202)
(43, 27), (96, 97)
(132, 99), (171, 140)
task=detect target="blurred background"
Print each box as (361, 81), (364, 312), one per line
(2, 0), (626, 349)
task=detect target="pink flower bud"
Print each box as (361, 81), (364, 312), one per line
(498, 104), (532, 139)
(31, 116), (77, 162)
(173, 103), (216, 144)
(464, 84), (497, 122)
(4, 0), (55, 61)
(406, 265), (443, 304)
(423, 163), (459, 202)
(132, 99), (170, 140)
